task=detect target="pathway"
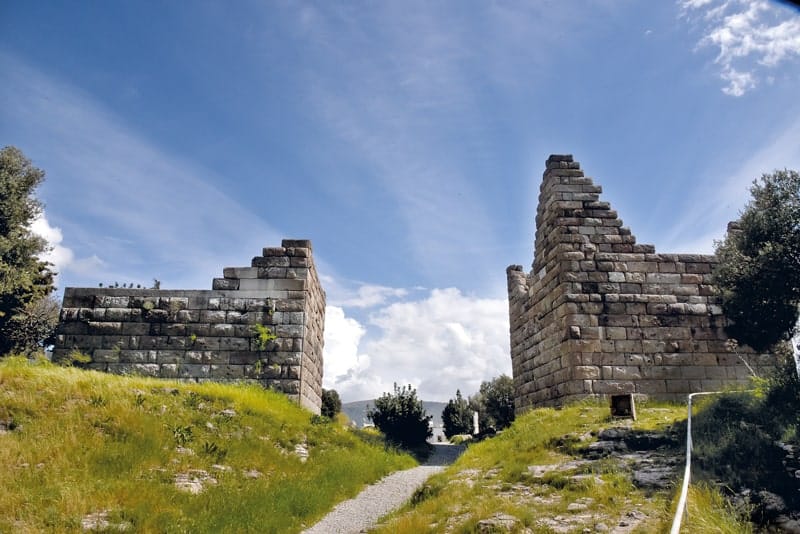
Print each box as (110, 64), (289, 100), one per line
(302, 443), (465, 534)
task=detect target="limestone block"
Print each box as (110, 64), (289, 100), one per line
(211, 324), (234, 336)
(200, 310), (227, 323)
(229, 351), (258, 365)
(97, 295), (130, 308)
(105, 308), (131, 321)
(665, 380), (690, 393)
(685, 263), (712, 274)
(58, 321), (88, 335)
(573, 366), (601, 379)
(593, 381), (635, 394)
(176, 310), (200, 323)
(219, 337), (250, 351)
(101, 336), (129, 349)
(636, 380), (667, 393)
(210, 365), (244, 379)
(179, 364), (210, 378)
(612, 366), (642, 380)
(88, 322), (123, 335)
(93, 349), (120, 363)
(213, 278), (240, 290)
(223, 267), (259, 279)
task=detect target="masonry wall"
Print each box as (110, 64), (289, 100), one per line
(507, 155), (773, 411)
(54, 239), (326, 414)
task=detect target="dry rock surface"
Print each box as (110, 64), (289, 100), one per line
(444, 424), (681, 533)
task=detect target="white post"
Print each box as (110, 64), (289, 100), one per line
(473, 411), (479, 435)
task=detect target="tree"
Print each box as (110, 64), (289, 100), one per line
(0, 146), (56, 355)
(713, 169), (800, 352)
(4, 294), (60, 356)
(478, 375), (515, 430)
(367, 383), (431, 448)
(321, 388), (342, 419)
(442, 390), (473, 438)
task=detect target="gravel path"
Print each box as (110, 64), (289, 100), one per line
(302, 443), (465, 534)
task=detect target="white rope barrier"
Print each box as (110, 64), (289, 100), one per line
(669, 390), (753, 534)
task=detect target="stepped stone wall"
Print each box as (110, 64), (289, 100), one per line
(54, 239), (325, 414)
(507, 155), (773, 411)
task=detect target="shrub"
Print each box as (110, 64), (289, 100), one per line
(321, 388), (342, 419)
(367, 383), (431, 448)
(713, 169), (800, 352)
(442, 390), (473, 438)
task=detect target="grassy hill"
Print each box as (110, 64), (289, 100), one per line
(0, 357), (415, 533)
(373, 399), (756, 533)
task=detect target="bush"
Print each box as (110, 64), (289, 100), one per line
(478, 374), (515, 430)
(321, 388), (342, 419)
(442, 390), (473, 438)
(367, 383), (431, 448)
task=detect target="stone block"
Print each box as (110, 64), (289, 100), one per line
(573, 365), (600, 379)
(210, 365), (244, 379)
(200, 310), (227, 323)
(220, 337), (250, 351)
(213, 278), (239, 290)
(593, 381), (635, 394)
(179, 364), (210, 379)
(88, 322), (123, 335)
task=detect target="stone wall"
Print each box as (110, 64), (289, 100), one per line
(507, 155), (773, 411)
(54, 239), (326, 413)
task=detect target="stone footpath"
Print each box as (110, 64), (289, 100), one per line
(302, 444), (464, 534)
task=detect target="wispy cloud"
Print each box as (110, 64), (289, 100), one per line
(0, 52), (282, 289)
(680, 0), (800, 96)
(282, 3), (573, 289)
(660, 113), (800, 253)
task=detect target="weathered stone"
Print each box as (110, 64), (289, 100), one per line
(54, 240), (326, 415)
(508, 155), (773, 412)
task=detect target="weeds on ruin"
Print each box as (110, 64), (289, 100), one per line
(251, 323), (277, 351)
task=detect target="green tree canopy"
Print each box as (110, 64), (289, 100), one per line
(713, 169), (800, 352)
(478, 374), (515, 430)
(441, 390), (473, 438)
(367, 383), (431, 448)
(0, 146), (56, 355)
(320, 388), (342, 419)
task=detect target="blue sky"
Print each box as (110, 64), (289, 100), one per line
(2, 1), (799, 402)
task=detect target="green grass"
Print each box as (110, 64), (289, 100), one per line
(0, 356), (415, 533)
(373, 399), (688, 533)
(682, 483), (753, 534)
(689, 364), (800, 529)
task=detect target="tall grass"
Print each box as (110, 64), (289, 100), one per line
(0, 357), (415, 533)
(682, 483), (753, 534)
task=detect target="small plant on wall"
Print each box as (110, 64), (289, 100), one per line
(252, 324), (277, 351)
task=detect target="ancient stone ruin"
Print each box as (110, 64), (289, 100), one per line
(54, 239), (325, 413)
(507, 155), (773, 411)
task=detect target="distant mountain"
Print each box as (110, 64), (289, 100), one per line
(342, 400), (448, 428)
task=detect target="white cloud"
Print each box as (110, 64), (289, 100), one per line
(323, 287), (510, 402)
(30, 212), (74, 274)
(323, 305), (368, 387)
(681, 0), (800, 96)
